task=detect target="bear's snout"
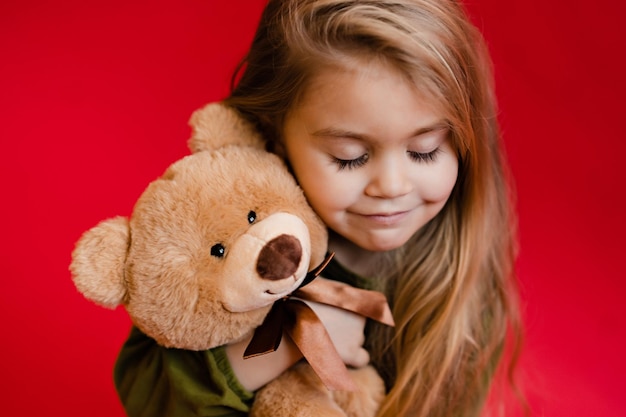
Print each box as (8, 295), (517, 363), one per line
(256, 234), (302, 281)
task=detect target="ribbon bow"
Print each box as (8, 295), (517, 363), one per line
(244, 253), (395, 391)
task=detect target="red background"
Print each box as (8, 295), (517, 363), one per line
(1, 1), (624, 415)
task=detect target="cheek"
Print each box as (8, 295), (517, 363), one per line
(288, 150), (349, 202)
(298, 172), (345, 212)
(421, 159), (458, 202)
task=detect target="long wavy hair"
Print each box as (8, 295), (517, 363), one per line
(225, 1), (524, 416)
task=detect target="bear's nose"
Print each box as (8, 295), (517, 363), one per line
(256, 234), (302, 281)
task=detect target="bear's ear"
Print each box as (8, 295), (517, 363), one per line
(70, 217), (130, 309)
(188, 102), (265, 153)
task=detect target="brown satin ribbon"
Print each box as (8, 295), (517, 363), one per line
(243, 253), (395, 391)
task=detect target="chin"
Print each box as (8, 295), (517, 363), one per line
(360, 236), (411, 252)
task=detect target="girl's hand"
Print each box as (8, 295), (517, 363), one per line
(226, 280), (369, 391)
(225, 330), (303, 392)
(304, 298), (370, 368)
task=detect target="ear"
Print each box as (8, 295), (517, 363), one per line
(188, 102), (265, 153)
(70, 216), (130, 309)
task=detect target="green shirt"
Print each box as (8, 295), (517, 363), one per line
(114, 257), (378, 417)
(114, 326), (254, 417)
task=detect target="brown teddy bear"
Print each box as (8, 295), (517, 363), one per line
(70, 103), (391, 417)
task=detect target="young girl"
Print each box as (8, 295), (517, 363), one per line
(115, 1), (523, 416)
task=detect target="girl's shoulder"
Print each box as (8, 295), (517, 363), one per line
(114, 326), (253, 417)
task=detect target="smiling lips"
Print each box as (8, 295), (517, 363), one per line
(358, 210), (411, 226)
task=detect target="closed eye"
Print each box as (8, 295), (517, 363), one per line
(332, 154), (369, 170)
(408, 148), (440, 163)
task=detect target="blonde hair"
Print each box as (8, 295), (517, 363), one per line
(226, 1), (524, 416)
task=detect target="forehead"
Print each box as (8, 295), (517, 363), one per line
(299, 53), (442, 104)
(288, 58), (445, 139)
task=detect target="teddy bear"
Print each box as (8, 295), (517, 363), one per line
(70, 102), (392, 417)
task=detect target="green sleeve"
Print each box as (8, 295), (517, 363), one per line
(114, 326), (254, 417)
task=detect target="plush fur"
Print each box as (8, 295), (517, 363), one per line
(70, 103), (384, 417)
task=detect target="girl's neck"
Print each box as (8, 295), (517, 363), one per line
(327, 230), (387, 278)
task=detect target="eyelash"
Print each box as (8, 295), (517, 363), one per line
(333, 154), (369, 170)
(408, 148), (441, 163)
(332, 149), (440, 170)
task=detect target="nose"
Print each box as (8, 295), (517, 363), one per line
(256, 234), (303, 280)
(364, 156), (413, 198)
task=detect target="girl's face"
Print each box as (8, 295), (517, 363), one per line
(282, 60), (458, 252)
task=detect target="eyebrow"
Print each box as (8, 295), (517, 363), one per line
(311, 122), (448, 140)
(311, 128), (365, 140)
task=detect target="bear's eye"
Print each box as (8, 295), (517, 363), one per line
(210, 243), (225, 258)
(247, 210), (257, 224)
